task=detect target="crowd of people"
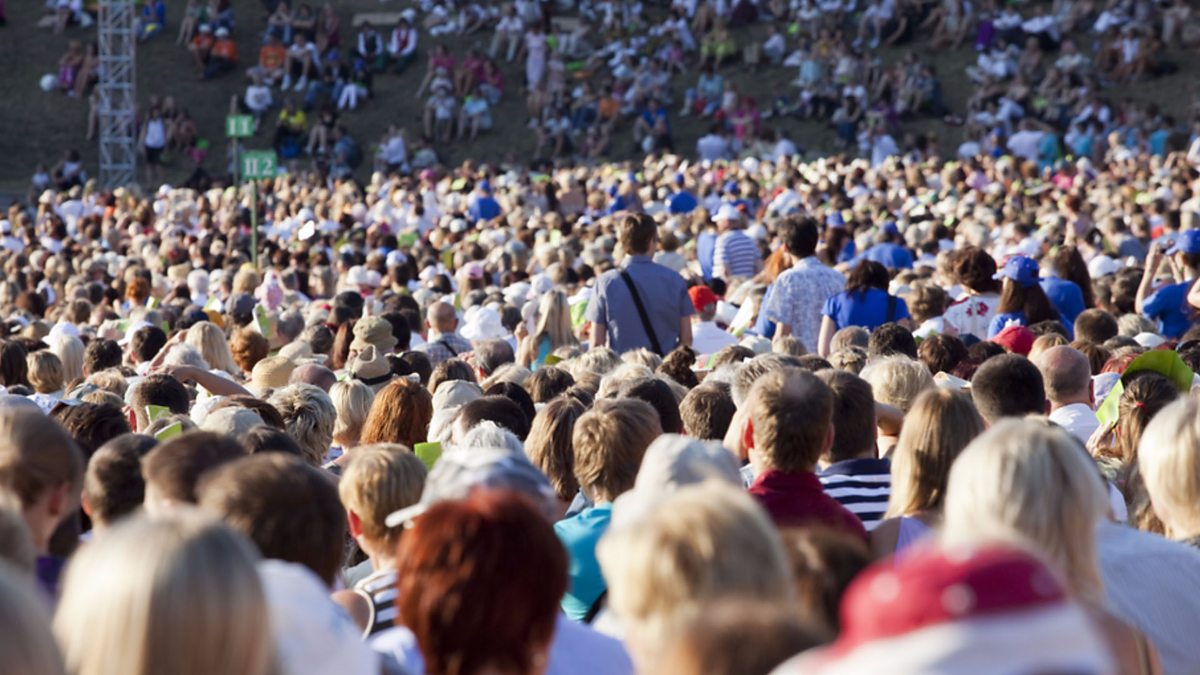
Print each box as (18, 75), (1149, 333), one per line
(2, 118), (1200, 673)
(7, 0), (1200, 674)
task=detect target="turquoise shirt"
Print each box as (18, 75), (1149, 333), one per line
(554, 503), (612, 621)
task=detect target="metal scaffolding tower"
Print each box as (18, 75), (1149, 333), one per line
(97, 0), (137, 189)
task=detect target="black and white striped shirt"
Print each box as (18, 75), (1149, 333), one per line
(818, 458), (892, 531)
(713, 230), (759, 280)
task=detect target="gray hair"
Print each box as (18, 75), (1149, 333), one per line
(268, 384), (336, 467)
(454, 420), (524, 455)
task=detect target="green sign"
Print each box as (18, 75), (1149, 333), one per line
(241, 150), (277, 179)
(226, 115), (254, 138)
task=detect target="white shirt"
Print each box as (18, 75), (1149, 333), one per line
(696, 133), (729, 161)
(870, 134), (898, 168)
(1007, 130), (1045, 162)
(692, 320), (738, 355)
(1097, 521), (1200, 675)
(1048, 402), (1099, 445)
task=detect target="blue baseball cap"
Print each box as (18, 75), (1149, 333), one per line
(993, 256), (1040, 289)
(1166, 230), (1200, 255)
(881, 221), (900, 237)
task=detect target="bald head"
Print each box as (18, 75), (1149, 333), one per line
(426, 302), (458, 333)
(1034, 346), (1092, 405)
(289, 363), (337, 392)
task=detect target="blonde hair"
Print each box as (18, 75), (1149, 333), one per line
(523, 291), (578, 364)
(886, 388), (984, 518)
(943, 419), (1109, 603)
(860, 355), (934, 413)
(568, 347), (621, 379)
(1138, 397), (1200, 540)
(330, 380), (376, 448)
(0, 562), (65, 675)
(54, 511), (276, 675)
(623, 348), (663, 371)
(337, 444), (427, 548)
(596, 363), (653, 399)
(1028, 333), (1069, 361)
(187, 321), (240, 375)
(573, 398), (661, 502)
(27, 350), (65, 394)
(86, 369), (128, 397)
(49, 334), (84, 387)
(267, 384), (336, 466)
(598, 483), (793, 669)
(0, 408), (84, 509)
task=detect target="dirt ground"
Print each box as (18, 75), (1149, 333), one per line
(0, 1), (1197, 195)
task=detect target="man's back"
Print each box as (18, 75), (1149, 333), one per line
(587, 256), (692, 354)
(749, 468), (868, 542)
(763, 258), (845, 353)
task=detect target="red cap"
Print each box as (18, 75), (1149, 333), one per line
(833, 545), (1067, 656)
(991, 325), (1036, 356)
(688, 285), (719, 313)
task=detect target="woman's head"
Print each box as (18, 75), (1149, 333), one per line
(887, 388), (984, 518)
(54, 511), (275, 675)
(186, 321), (239, 375)
(1114, 373), (1179, 465)
(598, 482), (793, 670)
(397, 490), (566, 675)
(27, 350), (65, 394)
(951, 246), (1001, 295)
(48, 334), (84, 387)
(943, 419), (1109, 602)
(0, 563), (65, 675)
(329, 380), (375, 448)
(1139, 397), (1200, 541)
(860, 355), (934, 414)
(844, 260), (889, 295)
(524, 397), (586, 503)
(360, 377), (434, 448)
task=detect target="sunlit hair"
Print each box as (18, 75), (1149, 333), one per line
(49, 334), (84, 386)
(54, 511), (276, 675)
(1138, 397), (1200, 541)
(943, 419), (1109, 604)
(527, 291), (578, 360)
(329, 380), (375, 449)
(187, 322), (240, 375)
(397, 490), (566, 675)
(337, 444), (426, 551)
(360, 377), (434, 449)
(860, 355), (934, 413)
(0, 561), (65, 675)
(886, 388), (984, 518)
(598, 483), (794, 670)
(267, 384), (336, 467)
(27, 350), (65, 394)
(525, 397), (586, 501)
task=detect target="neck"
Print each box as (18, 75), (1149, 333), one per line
(1050, 394), (1091, 411)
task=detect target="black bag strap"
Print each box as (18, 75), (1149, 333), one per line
(436, 338), (458, 357)
(886, 293), (896, 324)
(584, 590), (607, 624)
(619, 270), (663, 356)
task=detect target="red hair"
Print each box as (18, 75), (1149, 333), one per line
(396, 490), (567, 675)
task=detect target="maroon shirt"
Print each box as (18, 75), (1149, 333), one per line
(748, 468), (868, 542)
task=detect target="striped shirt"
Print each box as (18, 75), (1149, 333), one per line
(818, 458), (892, 531)
(354, 568), (399, 637)
(713, 230), (759, 280)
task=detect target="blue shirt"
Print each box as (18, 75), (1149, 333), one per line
(987, 309), (1074, 339)
(667, 191), (698, 214)
(586, 255), (694, 354)
(1040, 276), (1085, 325)
(468, 194), (501, 221)
(554, 504), (612, 621)
(823, 288), (910, 331)
(1142, 280), (1196, 339)
(861, 242), (913, 270)
(696, 231), (717, 281)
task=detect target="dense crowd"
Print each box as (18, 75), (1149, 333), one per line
(1, 124), (1200, 673)
(7, 0), (1200, 674)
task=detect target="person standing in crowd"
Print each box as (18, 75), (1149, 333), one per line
(989, 256), (1066, 338)
(942, 246), (1002, 340)
(1139, 231), (1200, 339)
(815, 370), (890, 531)
(588, 213), (693, 355)
(417, 302), (472, 365)
(817, 260), (909, 357)
(711, 205), (759, 281)
(763, 216), (845, 353)
(687, 285), (738, 355)
(1035, 346), (1098, 444)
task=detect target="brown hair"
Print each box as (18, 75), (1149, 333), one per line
(397, 490), (566, 675)
(229, 328), (269, 374)
(747, 368), (832, 472)
(141, 431), (246, 505)
(525, 398), (586, 501)
(527, 366), (575, 404)
(887, 388), (984, 517)
(572, 398), (661, 502)
(657, 599), (820, 675)
(338, 444), (427, 549)
(679, 383), (736, 441)
(618, 213), (657, 255)
(816, 370), (876, 463)
(0, 409), (84, 508)
(360, 378), (434, 448)
(428, 358), (477, 395)
(27, 351), (64, 394)
(197, 453), (346, 587)
(779, 527), (871, 637)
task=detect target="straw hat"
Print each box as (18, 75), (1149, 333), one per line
(350, 317), (398, 353)
(251, 356), (297, 392)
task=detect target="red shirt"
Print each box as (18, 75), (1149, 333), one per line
(748, 468), (868, 542)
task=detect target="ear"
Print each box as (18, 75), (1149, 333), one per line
(81, 491), (93, 519)
(1044, 399), (1051, 415)
(742, 417), (755, 455)
(347, 510), (364, 539)
(46, 482), (72, 520)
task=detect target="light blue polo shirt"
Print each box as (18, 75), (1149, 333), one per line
(554, 503), (612, 621)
